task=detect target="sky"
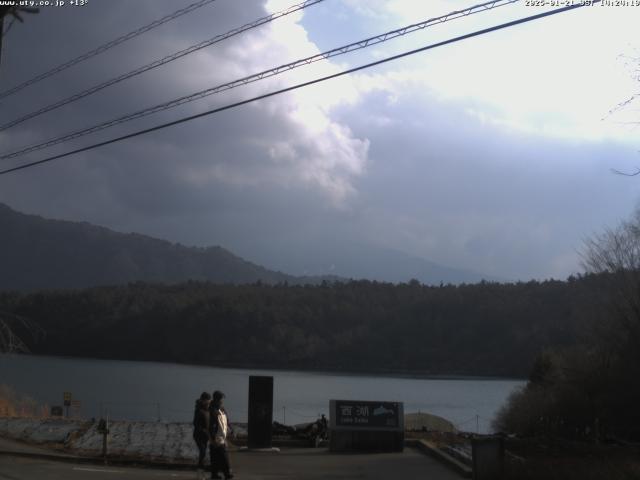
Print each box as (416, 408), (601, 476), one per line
(0, 0), (639, 282)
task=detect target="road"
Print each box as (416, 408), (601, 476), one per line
(0, 447), (462, 479)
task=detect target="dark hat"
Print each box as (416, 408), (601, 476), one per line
(212, 390), (225, 401)
(200, 391), (212, 401)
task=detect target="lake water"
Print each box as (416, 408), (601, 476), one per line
(0, 354), (524, 433)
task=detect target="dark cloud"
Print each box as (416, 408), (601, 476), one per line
(0, 0), (638, 281)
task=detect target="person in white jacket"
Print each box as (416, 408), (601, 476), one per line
(208, 390), (233, 479)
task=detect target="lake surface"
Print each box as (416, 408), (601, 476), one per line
(0, 354), (524, 433)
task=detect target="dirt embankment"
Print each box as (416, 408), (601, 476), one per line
(0, 417), (248, 462)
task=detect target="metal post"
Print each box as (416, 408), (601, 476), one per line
(102, 429), (108, 463)
(98, 412), (109, 465)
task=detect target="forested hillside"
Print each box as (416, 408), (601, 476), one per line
(1, 275), (607, 377)
(0, 203), (331, 290)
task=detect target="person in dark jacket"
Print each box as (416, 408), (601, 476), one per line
(209, 390), (233, 480)
(193, 392), (212, 475)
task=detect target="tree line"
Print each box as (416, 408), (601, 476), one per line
(0, 274), (608, 378)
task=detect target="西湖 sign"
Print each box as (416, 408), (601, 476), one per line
(329, 399), (404, 452)
(333, 400), (401, 429)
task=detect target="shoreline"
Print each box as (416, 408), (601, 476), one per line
(2, 353), (526, 382)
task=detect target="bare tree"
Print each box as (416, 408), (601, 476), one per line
(582, 208), (640, 348)
(581, 209), (640, 438)
(0, 311), (41, 354)
(0, 6), (40, 21)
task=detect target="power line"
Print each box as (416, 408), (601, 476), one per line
(0, 2), (599, 177)
(0, 0), (518, 160)
(0, 0), (217, 100)
(0, 0), (325, 132)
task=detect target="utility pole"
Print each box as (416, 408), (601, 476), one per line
(0, 15), (5, 80)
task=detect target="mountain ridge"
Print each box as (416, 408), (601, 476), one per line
(252, 239), (503, 285)
(0, 203), (496, 290)
(0, 203), (331, 290)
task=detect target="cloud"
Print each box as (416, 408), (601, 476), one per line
(1, 0), (370, 206)
(333, 0), (640, 142)
(1, 0), (639, 282)
(327, 82), (640, 279)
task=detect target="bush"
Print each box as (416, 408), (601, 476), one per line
(0, 384), (47, 417)
(493, 347), (610, 440)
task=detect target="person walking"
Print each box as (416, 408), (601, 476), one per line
(209, 390), (233, 480)
(193, 392), (212, 479)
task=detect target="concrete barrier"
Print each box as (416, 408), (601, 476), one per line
(407, 438), (472, 478)
(472, 436), (504, 480)
(329, 400), (404, 452)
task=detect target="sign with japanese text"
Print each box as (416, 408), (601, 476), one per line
(333, 400), (402, 429)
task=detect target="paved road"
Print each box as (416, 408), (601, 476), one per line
(0, 448), (462, 479)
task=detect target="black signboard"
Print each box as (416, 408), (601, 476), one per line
(473, 437), (505, 480)
(329, 399), (404, 452)
(334, 400), (400, 428)
(248, 375), (273, 449)
(50, 406), (64, 417)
